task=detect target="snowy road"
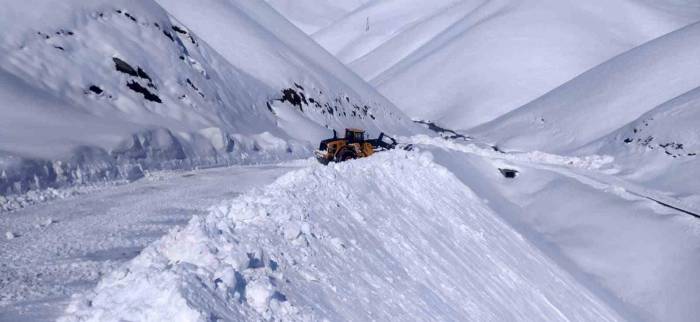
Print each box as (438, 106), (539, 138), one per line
(2, 137), (698, 321)
(0, 163), (304, 321)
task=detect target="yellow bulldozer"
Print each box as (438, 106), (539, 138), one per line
(315, 128), (397, 165)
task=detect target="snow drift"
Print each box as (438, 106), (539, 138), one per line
(311, 0), (700, 129)
(61, 150), (621, 321)
(0, 0), (413, 196)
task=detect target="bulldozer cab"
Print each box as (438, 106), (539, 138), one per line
(345, 128), (365, 142)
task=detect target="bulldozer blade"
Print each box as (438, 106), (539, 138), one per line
(315, 151), (331, 165)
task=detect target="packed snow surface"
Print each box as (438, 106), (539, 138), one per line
(0, 163), (300, 320)
(311, 0), (700, 129)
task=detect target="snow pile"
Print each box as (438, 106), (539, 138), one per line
(408, 135), (613, 170)
(0, 0), (413, 196)
(61, 150), (621, 321)
(475, 21), (700, 154)
(311, 0), (700, 129)
(0, 184), (113, 213)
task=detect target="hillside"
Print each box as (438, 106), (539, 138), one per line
(265, 0), (369, 34)
(312, 0), (700, 129)
(474, 21), (700, 154)
(580, 86), (700, 207)
(0, 0), (413, 196)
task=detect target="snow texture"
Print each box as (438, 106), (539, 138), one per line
(476, 21), (700, 154)
(0, 163), (299, 320)
(312, 0), (700, 129)
(0, 0), (414, 196)
(265, 0), (370, 34)
(61, 150), (622, 321)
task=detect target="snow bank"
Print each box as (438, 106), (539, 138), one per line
(408, 135), (613, 170)
(61, 150), (620, 321)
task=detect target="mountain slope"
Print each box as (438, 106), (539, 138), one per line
(0, 0), (413, 195)
(312, 0), (700, 129)
(474, 21), (700, 153)
(579, 86), (700, 205)
(264, 0), (369, 34)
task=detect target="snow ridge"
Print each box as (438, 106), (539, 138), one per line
(62, 150), (621, 321)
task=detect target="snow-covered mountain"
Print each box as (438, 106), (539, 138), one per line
(0, 0), (413, 196)
(474, 21), (700, 154)
(311, 0), (700, 129)
(3, 2), (700, 322)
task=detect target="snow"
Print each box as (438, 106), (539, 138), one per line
(0, 0), (415, 196)
(579, 86), (700, 209)
(61, 149), (623, 321)
(408, 134), (614, 171)
(475, 21), (700, 154)
(3, 1), (700, 322)
(2, 134), (697, 321)
(0, 163), (300, 321)
(311, 0), (700, 129)
(265, 0), (370, 34)
(419, 137), (700, 322)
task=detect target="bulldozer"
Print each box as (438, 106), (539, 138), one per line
(315, 128), (397, 165)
